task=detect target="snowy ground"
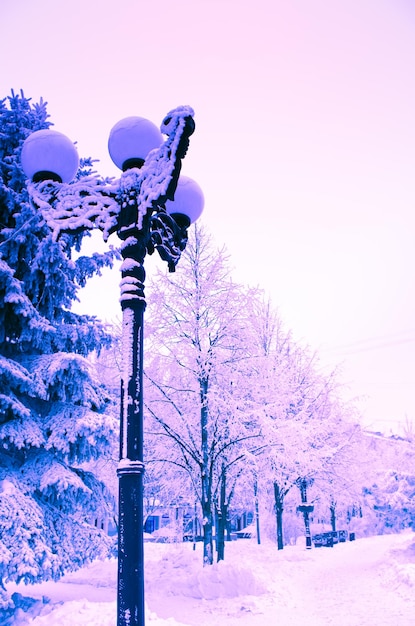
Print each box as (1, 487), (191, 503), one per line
(5, 531), (415, 625)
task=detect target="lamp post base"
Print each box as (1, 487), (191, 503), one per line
(117, 464), (145, 626)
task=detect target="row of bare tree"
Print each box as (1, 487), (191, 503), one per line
(95, 226), (414, 564)
(139, 225), (365, 563)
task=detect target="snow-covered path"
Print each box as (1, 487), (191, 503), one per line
(6, 532), (415, 625)
(267, 535), (415, 626)
(147, 533), (415, 626)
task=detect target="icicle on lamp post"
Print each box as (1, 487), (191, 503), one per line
(21, 106), (204, 626)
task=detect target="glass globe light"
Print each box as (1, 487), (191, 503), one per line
(21, 129), (79, 183)
(108, 117), (163, 171)
(165, 176), (204, 227)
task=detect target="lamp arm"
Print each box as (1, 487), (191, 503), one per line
(148, 209), (189, 272)
(27, 176), (120, 241)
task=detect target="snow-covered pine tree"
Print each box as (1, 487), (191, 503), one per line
(0, 91), (119, 605)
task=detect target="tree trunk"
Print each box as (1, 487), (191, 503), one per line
(226, 518), (232, 542)
(193, 500), (198, 551)
(274, 482), (284, 550)
(216, 507), (226, 562)
(330, 501), (336, 532)
(217, 467), (227, 562)
(201, 494), (213, 566)
(200, 377), (213, 565)
(254, 475), (261, 545)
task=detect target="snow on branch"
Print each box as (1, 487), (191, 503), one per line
(0, 354), (33, 390)
(129, 105), (195, 227)
(25, 106), (195, 244)
(2, 412), (45, 449)
(27, 176), (120, 242)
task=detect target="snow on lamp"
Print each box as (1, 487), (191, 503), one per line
(166, 175), (205, 227)
(21, 105), (202, 626)
(108, 116), (163, 171)
(21, 129), (79, 183)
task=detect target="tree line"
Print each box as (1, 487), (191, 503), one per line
(1, 92), (414, 611)
(140, 225), (367, 563)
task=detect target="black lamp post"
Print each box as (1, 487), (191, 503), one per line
(21, 106), (204, 626)
(297, 477), (314, 549)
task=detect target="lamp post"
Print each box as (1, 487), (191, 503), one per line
(297, 478), (314, 549)
(21, 106), (204, 626)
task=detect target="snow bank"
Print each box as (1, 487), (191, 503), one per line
(380, 533), (415, 601)
(145, 544), (266, 600)
(17, 598), (187, 626)
(4, 533), (415, 626)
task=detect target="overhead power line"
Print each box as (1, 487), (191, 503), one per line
(322, 328), (415, 356)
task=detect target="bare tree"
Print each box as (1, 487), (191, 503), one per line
(144, 225), (259, 564)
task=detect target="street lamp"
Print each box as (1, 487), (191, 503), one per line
(297, 478), (314, 549)
(21, 105), (204, 626)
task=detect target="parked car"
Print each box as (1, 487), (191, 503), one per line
(312, 533), (328, 547)
(312, 530), (348, 547)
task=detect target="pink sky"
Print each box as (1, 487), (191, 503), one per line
(2, 0), (415, 433)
